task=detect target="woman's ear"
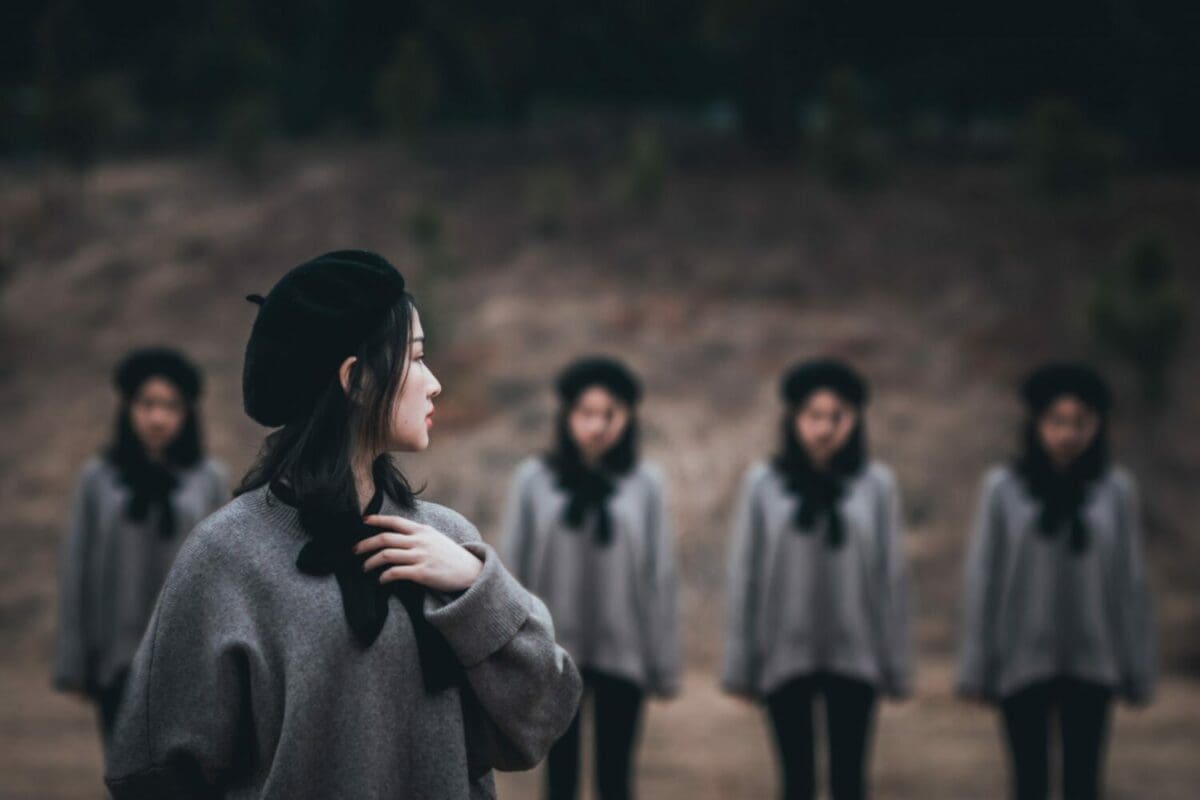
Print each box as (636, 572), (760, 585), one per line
(338, 356), (358, 396)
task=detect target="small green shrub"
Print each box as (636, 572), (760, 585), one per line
(1087, 233), (1188, 404)
(1020, 97), (1121, 198)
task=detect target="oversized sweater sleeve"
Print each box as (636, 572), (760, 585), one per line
(53, 462), (99, 694)
(956, 468), (1007, 700)
(105, 531), (254, 799)
(498, 460), (537, 585)
(875, 466), (915, 699)
(1112, 470), (1157, 706)
(720, 465), (766, 698)
(642, 467), (682, 698)
(425, 524), (582, 772)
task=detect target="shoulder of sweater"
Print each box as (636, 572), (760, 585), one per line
(744, 460), (772, 488)
(632, 460), (665, 486)
(170, 491), (296, 572)
(1101, 463), (1137, 497)
(149, 494), (290, 629)
(864, 460), (897, 490)
(515, 455), (550, 485)
(197, 456), (230, 484)
(733, 461), (774, 505)
(412, 499), (483, 545)
(981, 463), (1015, 494)
(78, 455), (109, 485)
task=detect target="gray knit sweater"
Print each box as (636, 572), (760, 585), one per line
(499, 458), (681, 697)
(721, 461), (914, 700)
(956, 464), (1156, 704)
(54, 456), (229, 695)
(104, 485), (583, 799)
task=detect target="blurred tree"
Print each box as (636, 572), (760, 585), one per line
(405, 199), (460, 351)
(1087, 234), (1188, 405)
(525, 164), (574, 237)
(33, 0), (103, 165)
(218, 92), (277, 178)
(406, 200), (442, 251)
(809, 67), (889, 188)
(429, 5), (538, 121)
(3, 0), (1200, 164)
(614, 123), (669, 211)
(701, 0), (827, 155)
(374, 35), (440, 137)
(1019, 97), (1121, 198)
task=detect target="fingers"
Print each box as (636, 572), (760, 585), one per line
(379, 564), (424, 584)
(362, 547), (421, 573)
(362, 514), (424, 534)
(354, 531), (418, 555)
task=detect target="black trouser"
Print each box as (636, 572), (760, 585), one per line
(546, 668), (645, 800)
(96, 669), (130, 753)
(765, 672), (878, 800)
(1000, 677), (1114, 800)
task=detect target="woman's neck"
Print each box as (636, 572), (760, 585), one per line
(807, 454), (832, 473)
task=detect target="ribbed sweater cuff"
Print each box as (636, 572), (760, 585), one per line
(424, 542), (530, 668)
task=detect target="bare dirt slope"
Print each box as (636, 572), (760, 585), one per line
(2, 137), (1198, 798)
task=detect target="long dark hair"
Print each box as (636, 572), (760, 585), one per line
(771, 396), (868, 546)
(104, 379), (204, 537)
(772, 409), (867, 483)
(105, 397), (203, 471)
(1013, 406), (1110, 550)
(236, 295), (420, 539)
(1014, 415), (1110, 483)
(542, 389), (639, 544)
(545, 406), (639, 480)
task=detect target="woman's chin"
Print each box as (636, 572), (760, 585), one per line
(386, 435), (430, 454)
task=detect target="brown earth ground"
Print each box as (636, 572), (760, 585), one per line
(2, 131), (1198, 798)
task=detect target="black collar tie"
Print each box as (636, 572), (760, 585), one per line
(275, 483), (463, 693)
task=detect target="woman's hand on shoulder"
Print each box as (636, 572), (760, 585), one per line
(355, 515), (483, 593)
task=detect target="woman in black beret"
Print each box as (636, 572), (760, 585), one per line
(722, 358), (913, 800)
(500, 356), (681, 800)
(103, 250), (582, 799)
(54, 347), (229, 751)
(958, 362), (1156, 800)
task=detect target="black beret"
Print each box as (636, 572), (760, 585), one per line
(556, 356), (642, 406)
(242, 250), (408, 427)
(781, 358), (869, 407)
(1021, 362), (1112, 415)
(114, 347), (202, 401)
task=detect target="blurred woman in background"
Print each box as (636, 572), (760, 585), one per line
(53, 347), (228, 751)
(958, 362), (1156, 800)
(722, 358), (913, 800)
(501, 356), (681, 800)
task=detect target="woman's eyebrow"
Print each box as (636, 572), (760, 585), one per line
(411, 336), (426, 346)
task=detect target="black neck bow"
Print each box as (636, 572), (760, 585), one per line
(276, 483), (462, 693)
(117, 458), (180, 539)
(557, 465), (617, 545)
(1020, 465), (1095, 554)
(783, 467), (847, 548)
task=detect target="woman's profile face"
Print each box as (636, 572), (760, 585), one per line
(794, 388), (858, 468)
(1037, 395), (1100, 468)
(387, 309), (442, 452)
(130, 377), (187, 457)
(568, 386), (630, 465)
